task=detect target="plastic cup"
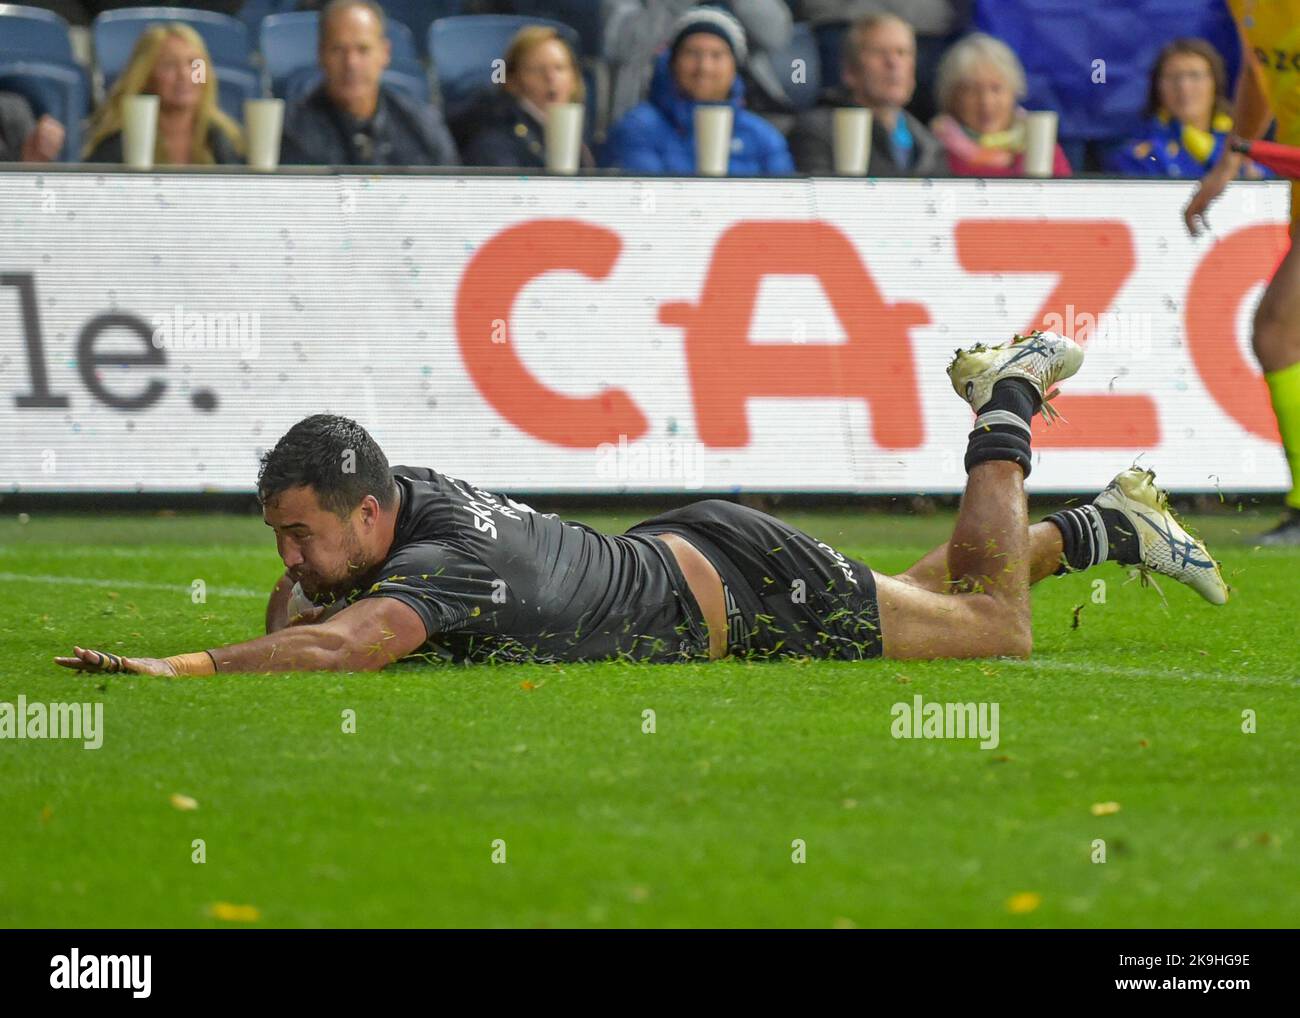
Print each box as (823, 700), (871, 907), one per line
(244, 98), (285, 171)
(694, 104), (733, 177)
(544, 101), (584, 174)
(832, 107), (872, 176)
(122, 94), (159, 168)
(1023, 110), (1059, 178)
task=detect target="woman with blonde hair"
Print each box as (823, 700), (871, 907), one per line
(83, 23), (243, 165)
(459, 25), (593, 168)
(930, 32), (1071, 177)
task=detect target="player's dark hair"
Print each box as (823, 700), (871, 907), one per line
(257, 414), (399, 517)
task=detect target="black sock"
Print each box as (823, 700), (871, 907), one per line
(964, 379), (1038, 477)
(977, 377), (1040, 420)
(1098, 506), (1140, 565)
(1044, 505), (1141, 574)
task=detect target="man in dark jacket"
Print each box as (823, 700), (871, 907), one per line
(280, 0), (458, 166)
(787, 13), (945, 176)
(602, 6), (794, 175)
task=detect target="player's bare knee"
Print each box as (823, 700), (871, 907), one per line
(979, 595), (1031, 658)
(1004, 622), (1033, 659)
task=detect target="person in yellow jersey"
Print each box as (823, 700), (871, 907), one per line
(1186, 0), (1300, 543)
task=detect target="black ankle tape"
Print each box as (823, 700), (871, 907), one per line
(979, 377), (1041, 421)
(964, 424), (1031, 477)
(1044, 505), (1107, 573)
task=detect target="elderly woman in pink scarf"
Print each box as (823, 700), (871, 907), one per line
(930, 32), (1071, 177)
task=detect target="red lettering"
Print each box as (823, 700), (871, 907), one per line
(1184, 223), (1286, 442)
(456, 219), (647, 447)
(659, 221), (928, 448)
(956, 221), (1159, 446)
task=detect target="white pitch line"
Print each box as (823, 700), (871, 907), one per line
(0, 546), (268, 559)
(0, 571), (266, 600)
(999, 658), (1294, 684)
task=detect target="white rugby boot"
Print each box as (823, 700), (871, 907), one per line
(947, 330), (1084, 423)
(1093, 466), (1229, 605)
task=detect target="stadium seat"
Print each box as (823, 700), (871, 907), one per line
(0, 59), (88, 160)
(429, 15), (580, 120)
(214, 62), (260, 124)
(581, 60), (605, 142)
(259, 10), (418, 96)
(771, 21), (821, 112)
(375, 0), (455, 56)
(813, 20), (847, 95)
(235, 0), (297, 36)
(281, 62), (429, 106)
(509, 0), (605, 59)
(93, 7), (252, 89)
(0, 3), (77, 65)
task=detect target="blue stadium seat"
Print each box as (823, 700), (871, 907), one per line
(509, 0), (604, 58)
(214, 63), (261, 124)
(0, 59), (88, 161)
(260, 10), (418, 96)
(94, 7), (252, 88)
(771, 21), (821, 112)
(282, 62), (429, 106)
(429, 15), (580, 120)
(0, 4), (77, 65)
(813, 20), (847, 94)
(375, 0), (457, 56)
(236, 0), (297, 36)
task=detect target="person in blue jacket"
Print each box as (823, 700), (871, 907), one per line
(601, 5), (795, 176)
(1107, 37), (1268, 180)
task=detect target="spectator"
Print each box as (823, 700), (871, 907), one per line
(602, 6), (794, 175)
(929, 32), (1071, 177)
(603, 0), (795, 123)
(82, 24), (243, 164)
(787, 14), (946, 175)
(0, 92), (66, 162)
(280, 0), (458, 167)
(460, 26), (596, 169)
(1106, 38), (1267, 179)
(797, 0), (969, 122)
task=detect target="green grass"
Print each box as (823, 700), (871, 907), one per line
(0, 507), (1296, 928)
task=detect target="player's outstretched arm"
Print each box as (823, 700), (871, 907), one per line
(1186, 41), (1273, 235)
(54, 596), (429, 676)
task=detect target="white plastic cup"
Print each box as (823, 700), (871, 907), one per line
(122, 94), (159, 168)
(544, 101), (584, 174)
(832, 107), (872, 176)
(244, 98), (285, 171)
(1022, 110), (1059, 178)
(694, 104), (733, 176)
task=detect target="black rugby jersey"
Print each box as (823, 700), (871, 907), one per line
(333, 466), (709, 664)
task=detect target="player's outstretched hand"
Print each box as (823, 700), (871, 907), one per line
(1184, 156), (1235, 235)
(54, 646), (176, 676)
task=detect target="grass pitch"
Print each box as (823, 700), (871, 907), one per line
(0, 506), (1296, 928)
